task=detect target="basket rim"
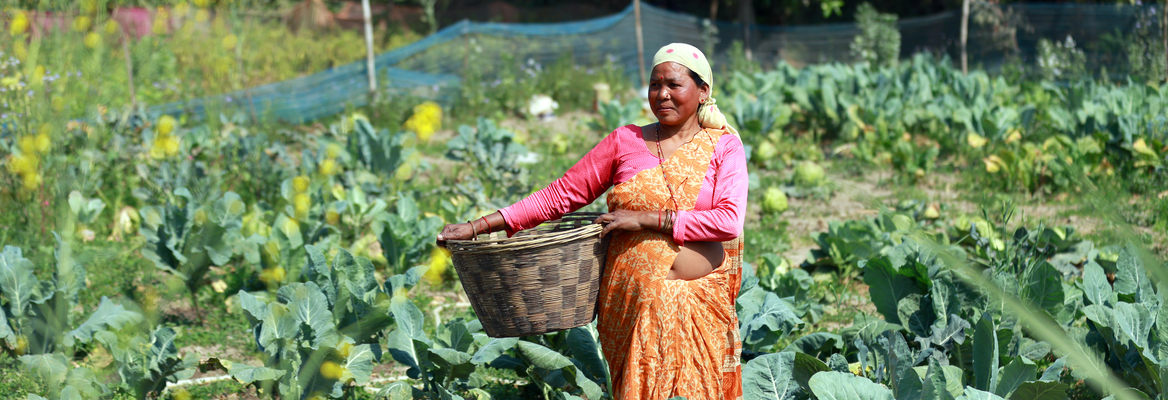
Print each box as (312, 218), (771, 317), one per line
(447, 223), (604, 254)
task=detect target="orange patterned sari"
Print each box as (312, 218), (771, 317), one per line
(598, 128), (743, 400)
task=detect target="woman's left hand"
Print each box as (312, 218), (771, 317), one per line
(595, 210), (654, 237)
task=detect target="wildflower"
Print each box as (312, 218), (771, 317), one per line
(325, 209), (340, 225)
(10, 12), (28, 35)
(195, 9), (210, 23)
(193, 0), (213, 8)
(73, 16), (92, 32)
(175, 2), (191, 15)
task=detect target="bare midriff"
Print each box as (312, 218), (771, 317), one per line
(666, 240), (724, 280)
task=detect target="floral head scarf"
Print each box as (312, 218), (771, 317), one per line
(651, 43), (739, 136)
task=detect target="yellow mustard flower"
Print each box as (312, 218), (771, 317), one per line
(175, 2), (191, 15)
(325, 209), (340, 225)
(403, 102), (442, 141)
(18, 135), (37, 154)
(157, 115), (177, 136)
(194, 9), (209, 23)
(8, 154), (38, 175)
(35, 133), (50, 153)
(80, 0), (99, 14)
(10, 12), (28, 35)
(193, 0), (213, 8)
(84, 32), (101, 49)
(21, 171), (40, 190)
(73, 15), (92, 32)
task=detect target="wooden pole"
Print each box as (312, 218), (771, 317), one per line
(740, 0), (753, 61)
(960, 0), (970, 74)
(1163, 0), (1167, 83)
(634, 0), (647, 88)
(362, 0), (377, 95)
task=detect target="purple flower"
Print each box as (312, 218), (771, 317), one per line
(432, 84), (439, 92)
(226, 96), (233, 102)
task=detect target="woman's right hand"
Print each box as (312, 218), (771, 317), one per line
(436, 223), (475, 248)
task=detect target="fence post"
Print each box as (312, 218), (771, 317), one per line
(634, 0), (647, 88)
(960, 0), (969, 74)
(362, 0), (376, 96)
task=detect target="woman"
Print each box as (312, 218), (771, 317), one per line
(437, 43), (747, 400)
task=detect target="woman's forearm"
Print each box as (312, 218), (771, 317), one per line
(469, 212), (508, 235)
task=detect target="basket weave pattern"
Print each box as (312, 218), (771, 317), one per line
(447, 213), (608, 337)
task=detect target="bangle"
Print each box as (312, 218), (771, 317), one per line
(468, 220), (478, 239)
(658, 210), (662, 231)
(478, 216), (490, 235)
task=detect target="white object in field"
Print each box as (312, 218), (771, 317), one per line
(527, 94), (559, 120)
(640, 85), (653, 116)
(593, 82), (611, 110)
(516, 152), (541, 164)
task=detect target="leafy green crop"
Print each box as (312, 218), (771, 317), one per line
(224, 246), (421, 399)
(139, 190), (247, 295)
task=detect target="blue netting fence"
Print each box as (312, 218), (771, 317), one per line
(149, 2), (1160, 124)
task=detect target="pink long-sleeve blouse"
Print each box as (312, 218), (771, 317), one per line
(499, 124), (748, 245)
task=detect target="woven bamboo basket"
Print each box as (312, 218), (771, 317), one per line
(446, 212), (608, 338)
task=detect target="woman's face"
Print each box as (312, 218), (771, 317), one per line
(648, 62), (709, 127)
